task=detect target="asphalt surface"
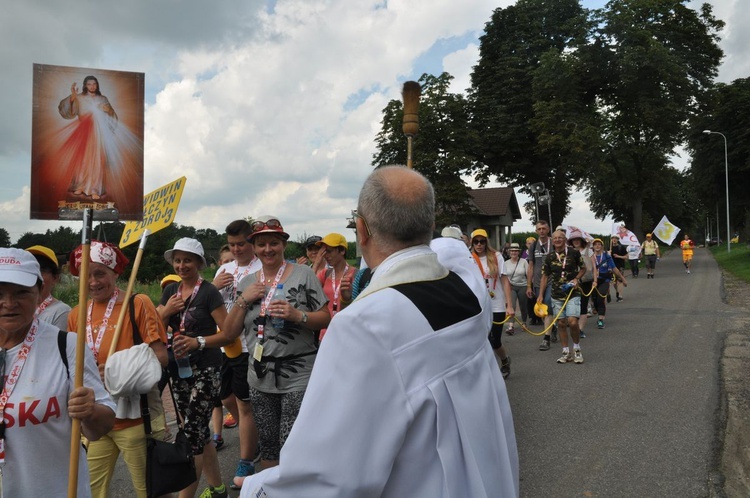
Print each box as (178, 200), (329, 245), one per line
(108, 247), (734, 497)
(504, 247), (731, 497)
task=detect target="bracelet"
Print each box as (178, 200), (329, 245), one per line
(235, 295), (249, 309)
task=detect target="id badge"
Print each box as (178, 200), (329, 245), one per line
(253, 342), (264, 362)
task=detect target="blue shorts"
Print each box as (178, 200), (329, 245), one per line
(552, 296), (581, 319)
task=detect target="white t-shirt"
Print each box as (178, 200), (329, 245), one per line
(477, 253), (508, 313)
(215, 258), (262, 352)
(627, 244), (641, 260)
(38, 298), (72, 331)
(504, 258), (529, 287)
(3, 320), (116, 497)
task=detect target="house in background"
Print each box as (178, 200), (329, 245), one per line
(464, 187), (524, 249)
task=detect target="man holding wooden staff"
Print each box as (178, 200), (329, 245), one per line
(0, 248), (115, 497)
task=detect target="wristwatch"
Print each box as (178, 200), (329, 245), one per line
(196, 336), (206, 350)
(299, 311), (308, 324)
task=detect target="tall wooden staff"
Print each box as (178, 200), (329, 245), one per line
(107, 229), (150, 358)
(68, 208), (93, 497)
(402, 81), (421, 169)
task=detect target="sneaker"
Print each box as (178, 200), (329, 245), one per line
(212, 434), (225, 451)
(579, 330), (586, 338)
(223, 413), (238, 429)
(506, 326), (515, 336)
(551, 325), (558, 343)
(539, 338), (551, 351)
(687, 270), (691, 274)
(199, 484), (228, 498)
(573, 349), (584, 364)
(557, 351), (573, 363)
(230, 459), (256, 489)
(500, 356), (511, 379)
(616, 296), (623, 303)
(597, 319), (604, 329)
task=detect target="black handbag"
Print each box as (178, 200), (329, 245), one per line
(143, 381), (196, 497)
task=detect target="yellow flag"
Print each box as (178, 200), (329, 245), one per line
(653, 215), (680, 245)
(119, 177), (187, 248)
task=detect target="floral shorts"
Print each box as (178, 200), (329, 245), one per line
(172, 366), (221, 455)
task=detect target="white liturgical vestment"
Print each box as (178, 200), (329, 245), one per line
(241, 243), (519, 497)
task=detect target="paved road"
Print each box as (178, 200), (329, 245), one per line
(110, 246), (732, 496)
(503, 247), (731, 497)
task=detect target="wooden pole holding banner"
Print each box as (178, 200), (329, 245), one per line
(107, 229), (150, 358)
(402, 81), (421, 169)
(68, 208), (93, 498)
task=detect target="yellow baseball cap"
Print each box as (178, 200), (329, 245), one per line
(25, 245), (59, 267)
(160, 274), (181, 289)
(471, 229), (488, 240)
(317, 233), (347, 250)
(592, 238), (604, 245)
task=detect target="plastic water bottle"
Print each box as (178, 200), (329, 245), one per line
(270, 284), (285, 329)
(173, 331), (193, 378)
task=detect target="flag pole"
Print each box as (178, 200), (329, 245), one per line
(107, 230), (150, 358)
(68, 208), (93, 498)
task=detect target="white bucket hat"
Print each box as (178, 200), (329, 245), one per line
(0, 248), (43, 287)
(164, 238), (207, 268)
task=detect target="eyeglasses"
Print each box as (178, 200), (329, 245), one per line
(510, 249), (520, 252)
(351, 210), (372, 237)
(251, 219), (283, 233)
(472, 239), (487, 246)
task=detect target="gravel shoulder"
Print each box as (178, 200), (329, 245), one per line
(716, 271), (750, 496)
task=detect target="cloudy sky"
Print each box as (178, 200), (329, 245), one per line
(0, 0), (745, 245)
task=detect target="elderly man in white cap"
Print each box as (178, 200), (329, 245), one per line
(0, 247), (115, 497)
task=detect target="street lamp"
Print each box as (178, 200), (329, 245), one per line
(703, 130), (730, 252)
(530, 182), (545, 223)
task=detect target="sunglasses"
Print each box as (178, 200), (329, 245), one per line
(251, 219), (283, 233)
(472, 239), (487, 246)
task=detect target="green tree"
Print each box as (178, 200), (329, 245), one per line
(469, 0), (591, 224)
(373, 72), (479, 227)
(586, 0), (724, 238)
(0, 228), (10, 247)
(687, 78), (750, 240)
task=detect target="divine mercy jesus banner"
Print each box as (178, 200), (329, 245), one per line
(30, 63), (144, 220)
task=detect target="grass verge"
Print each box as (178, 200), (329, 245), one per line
(709, 243), (750, 283)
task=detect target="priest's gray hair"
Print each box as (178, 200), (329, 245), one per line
(358, 165), (434, 251)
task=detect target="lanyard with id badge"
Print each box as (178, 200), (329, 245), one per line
(253, 263), (287, 362)
(0, 320), (40, 495)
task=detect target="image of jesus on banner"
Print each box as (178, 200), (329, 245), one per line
(30, 64), (144, 220)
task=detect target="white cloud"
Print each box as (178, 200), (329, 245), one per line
(0, 0), (742, 247)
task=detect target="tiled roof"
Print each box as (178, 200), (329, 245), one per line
(468, 187), (522, 219)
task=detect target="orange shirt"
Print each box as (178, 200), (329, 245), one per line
(69, 294), (167, 430)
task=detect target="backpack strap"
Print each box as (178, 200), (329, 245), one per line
(129, 294), (142, 345)
(128, 294), (153, 434)
(57, 329), (69, 378)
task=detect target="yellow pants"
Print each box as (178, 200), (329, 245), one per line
(87, 414), (167, 498)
